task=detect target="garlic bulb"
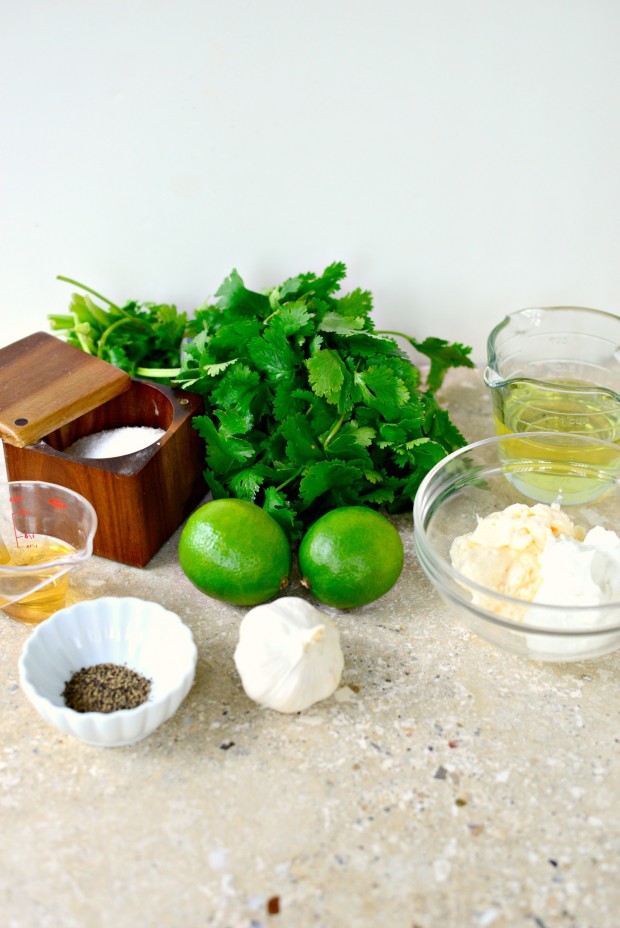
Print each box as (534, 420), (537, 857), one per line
(233, 596), (344, 713)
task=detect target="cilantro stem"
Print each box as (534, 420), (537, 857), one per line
(323, 413), (345, 449)
(76, 331), (95, 355)
(263, 308), (280, 325)
(96, 310), (156, 359)
(376, 329), (416, 346)
(57, 275), (120, 310)
(275, 469), (303, 492)
(96, 318), (136, 357)
(136, 366), (181, 379)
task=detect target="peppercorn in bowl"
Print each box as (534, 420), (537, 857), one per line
(18, 596), (197, 746)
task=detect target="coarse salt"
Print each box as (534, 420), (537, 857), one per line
(63, 426), (165, 459)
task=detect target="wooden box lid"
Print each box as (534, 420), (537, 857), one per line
(0, 332), (131, 447)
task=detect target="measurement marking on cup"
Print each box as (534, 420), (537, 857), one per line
(11, 511), (36, 548)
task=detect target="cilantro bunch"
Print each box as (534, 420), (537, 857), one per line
(175, 262), (473, 541)
(49, 276), (189, 380)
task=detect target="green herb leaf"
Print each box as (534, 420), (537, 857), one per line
(410, 337), (475, 391)
(355, 366), (410, 412)
(262, 487), (303, 538)
(306, 350), (346, 404)
(193, 416), (255, 471)
(214, 269), (270, 318)
(299, 460), (365, 507)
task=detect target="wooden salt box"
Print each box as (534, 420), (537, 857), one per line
(0, 332), (207, 567)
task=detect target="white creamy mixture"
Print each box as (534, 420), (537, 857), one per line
(450, 502), (620, 619)
(533, 525), (620, 607)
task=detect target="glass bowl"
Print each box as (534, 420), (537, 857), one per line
(413, 432), (620, 662)
(18, 596), (197, 746)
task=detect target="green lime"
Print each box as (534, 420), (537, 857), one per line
(178, 499), (291, 606)
(298, 506), (404, 609)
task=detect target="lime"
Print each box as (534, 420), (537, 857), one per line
(178, 499), (291, 606)
(298, 506), (404, 608)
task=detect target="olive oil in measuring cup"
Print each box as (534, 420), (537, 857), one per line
(0, 482), (97, 625)
(0, 536), (77, 623)
(494, 379), (620, 442)
(485, 306), (620, 504)
(490, 379), (620, 503)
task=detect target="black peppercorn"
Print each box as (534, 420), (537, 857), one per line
(62, 663), (152, 713)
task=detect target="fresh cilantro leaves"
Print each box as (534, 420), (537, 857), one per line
(175, 263), (474, 541)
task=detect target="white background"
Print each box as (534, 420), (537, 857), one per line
(2, 0), (620, 362)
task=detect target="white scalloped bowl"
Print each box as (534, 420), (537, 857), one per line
(18, 597), (197, 747)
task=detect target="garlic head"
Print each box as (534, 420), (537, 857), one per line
(233, 596), (344, 713)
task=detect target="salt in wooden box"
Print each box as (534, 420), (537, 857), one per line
(0, 332), (206, 567)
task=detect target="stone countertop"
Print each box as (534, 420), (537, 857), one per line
(1, 368), (619, 928)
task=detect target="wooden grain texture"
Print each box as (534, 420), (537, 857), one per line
(3, 380), (207, 567)
(0, 332), (131, 447)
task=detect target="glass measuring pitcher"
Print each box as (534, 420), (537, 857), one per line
(485, 306), (620, 439)
(484, 306), (620, 502)
(0, 481), (97, 624)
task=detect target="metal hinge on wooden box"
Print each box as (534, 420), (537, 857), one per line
(0, 332), (206, 567)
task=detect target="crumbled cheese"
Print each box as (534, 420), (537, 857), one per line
(450, 502), (620, 659)
(449, 503), (585, 617)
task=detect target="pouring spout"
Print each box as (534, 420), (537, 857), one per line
(483, 366), (505, 388)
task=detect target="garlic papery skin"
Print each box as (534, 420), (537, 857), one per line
(233, 596), (344, 713)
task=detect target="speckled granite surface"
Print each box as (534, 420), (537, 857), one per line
(2, 368), (619, 928)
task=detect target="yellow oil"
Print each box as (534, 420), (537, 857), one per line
(0, 536), (76, 624)
(494, 378), (620, 441)
(491, 379), (620, 504)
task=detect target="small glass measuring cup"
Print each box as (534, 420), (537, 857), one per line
(0, 481), (97, 624)
(484, 306), (620, 502)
